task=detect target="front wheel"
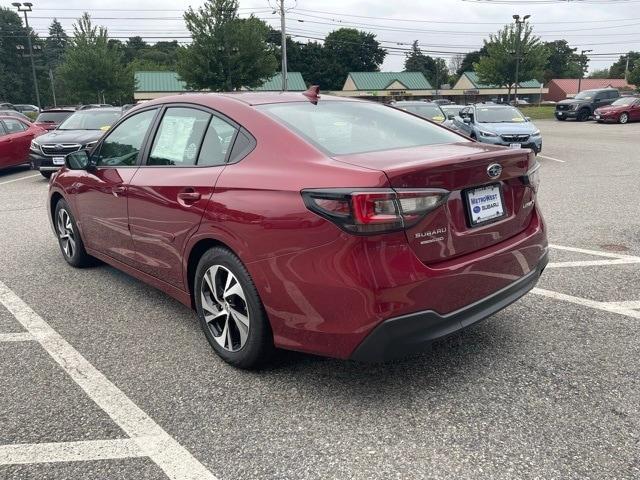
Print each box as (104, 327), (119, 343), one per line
(194, 247), (274, 369)
(54, 199), (95, 267)
(619, 113), (629, 124)
(577, 109), (590, 122)
(40, 171), (52, 179)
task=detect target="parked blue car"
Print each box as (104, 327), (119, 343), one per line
(453, 104), (542, 153)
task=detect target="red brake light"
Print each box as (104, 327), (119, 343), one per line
(302, 189), (449, 235)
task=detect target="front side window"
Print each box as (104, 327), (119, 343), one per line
(149, 108), (211, 166)
(3, 119), (26, 133)
(259, 101), (464, 156)
(95, 109), (157, 167)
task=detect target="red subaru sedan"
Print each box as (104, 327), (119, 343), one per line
(0, 116), (45, 170)
(48, 91), (548, 368)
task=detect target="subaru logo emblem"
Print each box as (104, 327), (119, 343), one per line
(54, 144), (64, 150)
(487, 163), (502, 179)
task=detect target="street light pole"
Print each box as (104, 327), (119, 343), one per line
(12, 2), (41, 109)
(279, 0), (288, 91)
(512, 14), (530, 103)
(577, 49), (593, 94)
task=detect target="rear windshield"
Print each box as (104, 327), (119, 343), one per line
(476, 106), (525, 123)
(397, 104), (444, 120)
(58, 110), (121, 130)
(35, 111), (73, 123)
(259, 101), (464, 155)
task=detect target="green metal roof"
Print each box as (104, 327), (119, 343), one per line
(348, 72), (432, 90)
(464, 71), (542, 89)
(251, 72), (306, 91)
(135, 71), (187, 92)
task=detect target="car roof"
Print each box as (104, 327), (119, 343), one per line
(393, 101), (440, 106)
(72, 107), (122, 113)
(0, 115), (30, 121)
(38, 108), (76, 113)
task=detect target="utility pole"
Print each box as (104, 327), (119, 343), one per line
(12, 2), (41, 109)
(48, 69), (57, 107)
(625, 55), (630, 82)
(512, 14), (530, 103)
(577, 49), (592, 94)
(279, 0), (288, 91)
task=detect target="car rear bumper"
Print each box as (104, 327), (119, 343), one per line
(349, 251), (547, 362)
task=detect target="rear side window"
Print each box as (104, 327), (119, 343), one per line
(3, 119), (26, 133)
(149, 108), (210, 166)
(259, 101), (464, 155)
(197, 115), (238, 166)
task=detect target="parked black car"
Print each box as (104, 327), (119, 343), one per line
(29, 107), (122, 178)
(555, 88), (620, 121)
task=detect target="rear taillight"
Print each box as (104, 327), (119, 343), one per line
(302, 188), (449, 234)
(521, 162), (541, 193)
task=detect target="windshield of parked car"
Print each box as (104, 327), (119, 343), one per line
(574, 91), (595, 100)
(35, 111), (73, 123)
(58, 110), (121, 130)
(396, 104), (445, 121)
(611, 97), (638, 106)
(259, 101), (465, 155)
(475, 106), (526, 123)
(441, 105), (463, 117)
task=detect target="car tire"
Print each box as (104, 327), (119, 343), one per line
(54, 199), (95, 268)
(194, 247), (274, 369)
(557, 117), (566, 121)
(577, 109), (590, 122)
(619, 113), (629, 124)
(40, 171), (52, 179)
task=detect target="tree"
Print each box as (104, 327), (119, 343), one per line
(404, 41), (448, 89)
(456, 46), (489, 77)
(57, 13), (133, 104)
(124, 36), (148, 64)
(45, 19), (68, 69)
(0, 7), (32, 103)
(628, 60), (640, 88)
(321, 28), (386, 90)
(177, 0), (276, 91)
(542, 40), (587, 83)
(609, 51), (640, 79)
(475, 23), (548, 101)
(588, 68), (611, 79)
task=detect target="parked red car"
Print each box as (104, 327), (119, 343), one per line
(0, 116), (45, 170)
(33, 108), (75, 131)
(48, 91), (548, 368)
(594, 96), (640, 124)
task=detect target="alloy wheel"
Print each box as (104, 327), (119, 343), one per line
(200, 265), (250, 352)
(619, 113), (628, 124)
(57, 209), (76, 258)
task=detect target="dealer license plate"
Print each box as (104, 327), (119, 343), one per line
(509, 143), (521, 149)
(52, 156), (65, 165)
(465, 184), (505, 226)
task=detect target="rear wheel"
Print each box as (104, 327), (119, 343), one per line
(577, 109), (590, 122)
(40, 171), (52, 179)
(194, 247), (274, 369)
(54, 199), (95, 267)
(619, 112), (629, 124)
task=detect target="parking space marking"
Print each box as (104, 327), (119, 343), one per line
(0, 280), (218, 479)
(0, 174), (41, 186)
(549, 244), (640, 260)
(603, 301), (640, 310)
(0, 332), (34, 342)
(547, 258), (640, 268)
(0, 439), (145, 466)
(538, 155), (566, 163)
(532, 288), (640, 319)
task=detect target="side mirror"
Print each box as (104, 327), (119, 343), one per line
(65, 149), (91, 170)
(525, 116), (531, 122)
(463, 117), (471, 124)
(447, 114), (455, 120)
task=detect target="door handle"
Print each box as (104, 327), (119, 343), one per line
(177, 189), (201, 205)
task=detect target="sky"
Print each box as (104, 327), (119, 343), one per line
(12, 0), (640, 74)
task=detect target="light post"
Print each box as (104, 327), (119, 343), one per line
(512, 14), (530, 103)
(577, 49), (592, 93)
(12, 2), (41, 109)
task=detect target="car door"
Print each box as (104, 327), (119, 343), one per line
(127, 105), (238, 288)
(74, 108), (159, 265)
(1, 118), (31, 167)
(456, 107), (472, 135)
(631, 99), (640, 121)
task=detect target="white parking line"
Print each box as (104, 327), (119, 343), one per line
(0, 174), (41, 186)
(0, 332), (34, 342)
(604, 301), (640, 310)
(532, 288), (640, 319)
(0, 280), (218, 479)
(538, 155), (566, 163)
(549, 244), (640, 260)
(0, 439), (145, 465)
(547, 258), (640, 269)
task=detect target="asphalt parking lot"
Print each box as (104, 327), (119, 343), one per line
(1, 119), (639, 479)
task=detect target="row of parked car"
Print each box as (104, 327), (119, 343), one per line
(0, 105), (124, 177)
(554, 88), (640, 124)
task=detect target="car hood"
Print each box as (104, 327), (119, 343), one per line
(476, 122), (538, 135)
(594, 105), (622, 113)
(557, 99), (582, 106)
(35, 129), (104, 145)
